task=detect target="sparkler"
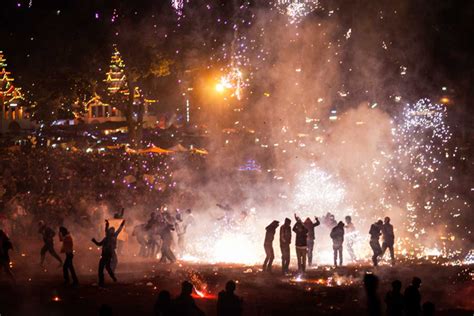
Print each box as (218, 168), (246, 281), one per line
(274, 0), (320, 24)
(388, 98), (453, 237)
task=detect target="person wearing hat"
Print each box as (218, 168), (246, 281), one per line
(262, 220), (279, 272)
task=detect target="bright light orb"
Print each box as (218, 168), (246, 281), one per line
(215, 82), (225, 93)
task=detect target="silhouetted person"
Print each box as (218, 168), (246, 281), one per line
(38, 220), (62, 267)
(146, 212), (160, 257)
(293, 214), (309, 273)
(381, 216), (395, 265)
(217, 280), (243, 316)
(369, 220), (383, 266)
(92, 219), (124, 287)
(173, 281), (205, 316)
(279, 218), (291, 274)
(59, 226), (78, 286)
(404, 277), (422, 316)
(262, 220), (279, 272)
(154, 290), (172, 316)
(345, 215), (356, 262)
(99, 304), (113, 316)
(176, 209), (194, 252)
(132, 223), (148, 257)
(323, 212), (337, 228)
(303, 216), (320, 266)
(0, 229), (14, 280)
(385, 280), (404, 316)
(109, 207), (127, 257)
(422, 302), (435, 316)
(160, 224), (176, 263)
(364, 273), (382, 316)
(330, 221), (345, 266)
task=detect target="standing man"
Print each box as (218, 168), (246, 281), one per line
(381, 216), (395, 265)
(279, 218), (292, 274)
(293, 214), (309, 274)
(330, 221), (345, 267)
(92, 219), (124, 287)
(369, 220), (383, 266)
(59, 226), (78, 286)
(344, 215), (356, 262)
(304, 216), (320, 266)
(404, 277), (422, 316)
(217, 280), (243, 316)
(262, 220), (279, 272)
(175, 209), (195, 253)
(38, 220), (62, 267)
(159, 223), (176, 263)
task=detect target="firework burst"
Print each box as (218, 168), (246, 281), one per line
(171, 0), (185, 16)
(274, 0), (320, 24)
(293, 167), (346, 215)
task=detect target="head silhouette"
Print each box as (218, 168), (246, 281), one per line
(181, 281), (193, 296)
(337, 221), (344, 228)
(284, 218), (291, 225)
(376, 220), (383, 226)
(225, 280), (236, 293)
(364, 273), (379, 294)
(157, 290), (171, 303)
(59, 226), (68, 236)
(345, 216), (352, 223)
(391, 280), (402, 292)
(384, 217), (391, 224)
(412, 277), (422, 288)
(107, 227), (115, 236)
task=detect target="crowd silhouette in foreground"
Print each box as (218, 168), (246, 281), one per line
(93, 275), (436, 316)
(365, 274), (435, 316)
(152, 280), (242, 316)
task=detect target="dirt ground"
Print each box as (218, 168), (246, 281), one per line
(0, 242), (472, 316)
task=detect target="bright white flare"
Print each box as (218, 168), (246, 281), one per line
(171, 0), (185, 16)
(274, 0), (320, 24)
(293, 167), (346, 214)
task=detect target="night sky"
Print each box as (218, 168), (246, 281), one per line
(1, 0), (473, 125)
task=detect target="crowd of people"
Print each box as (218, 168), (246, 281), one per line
(365, 274), (435, 316)
(263, 213), (396, 273)
(0, 147), (203, 240)
(95, 274), (433, 316)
